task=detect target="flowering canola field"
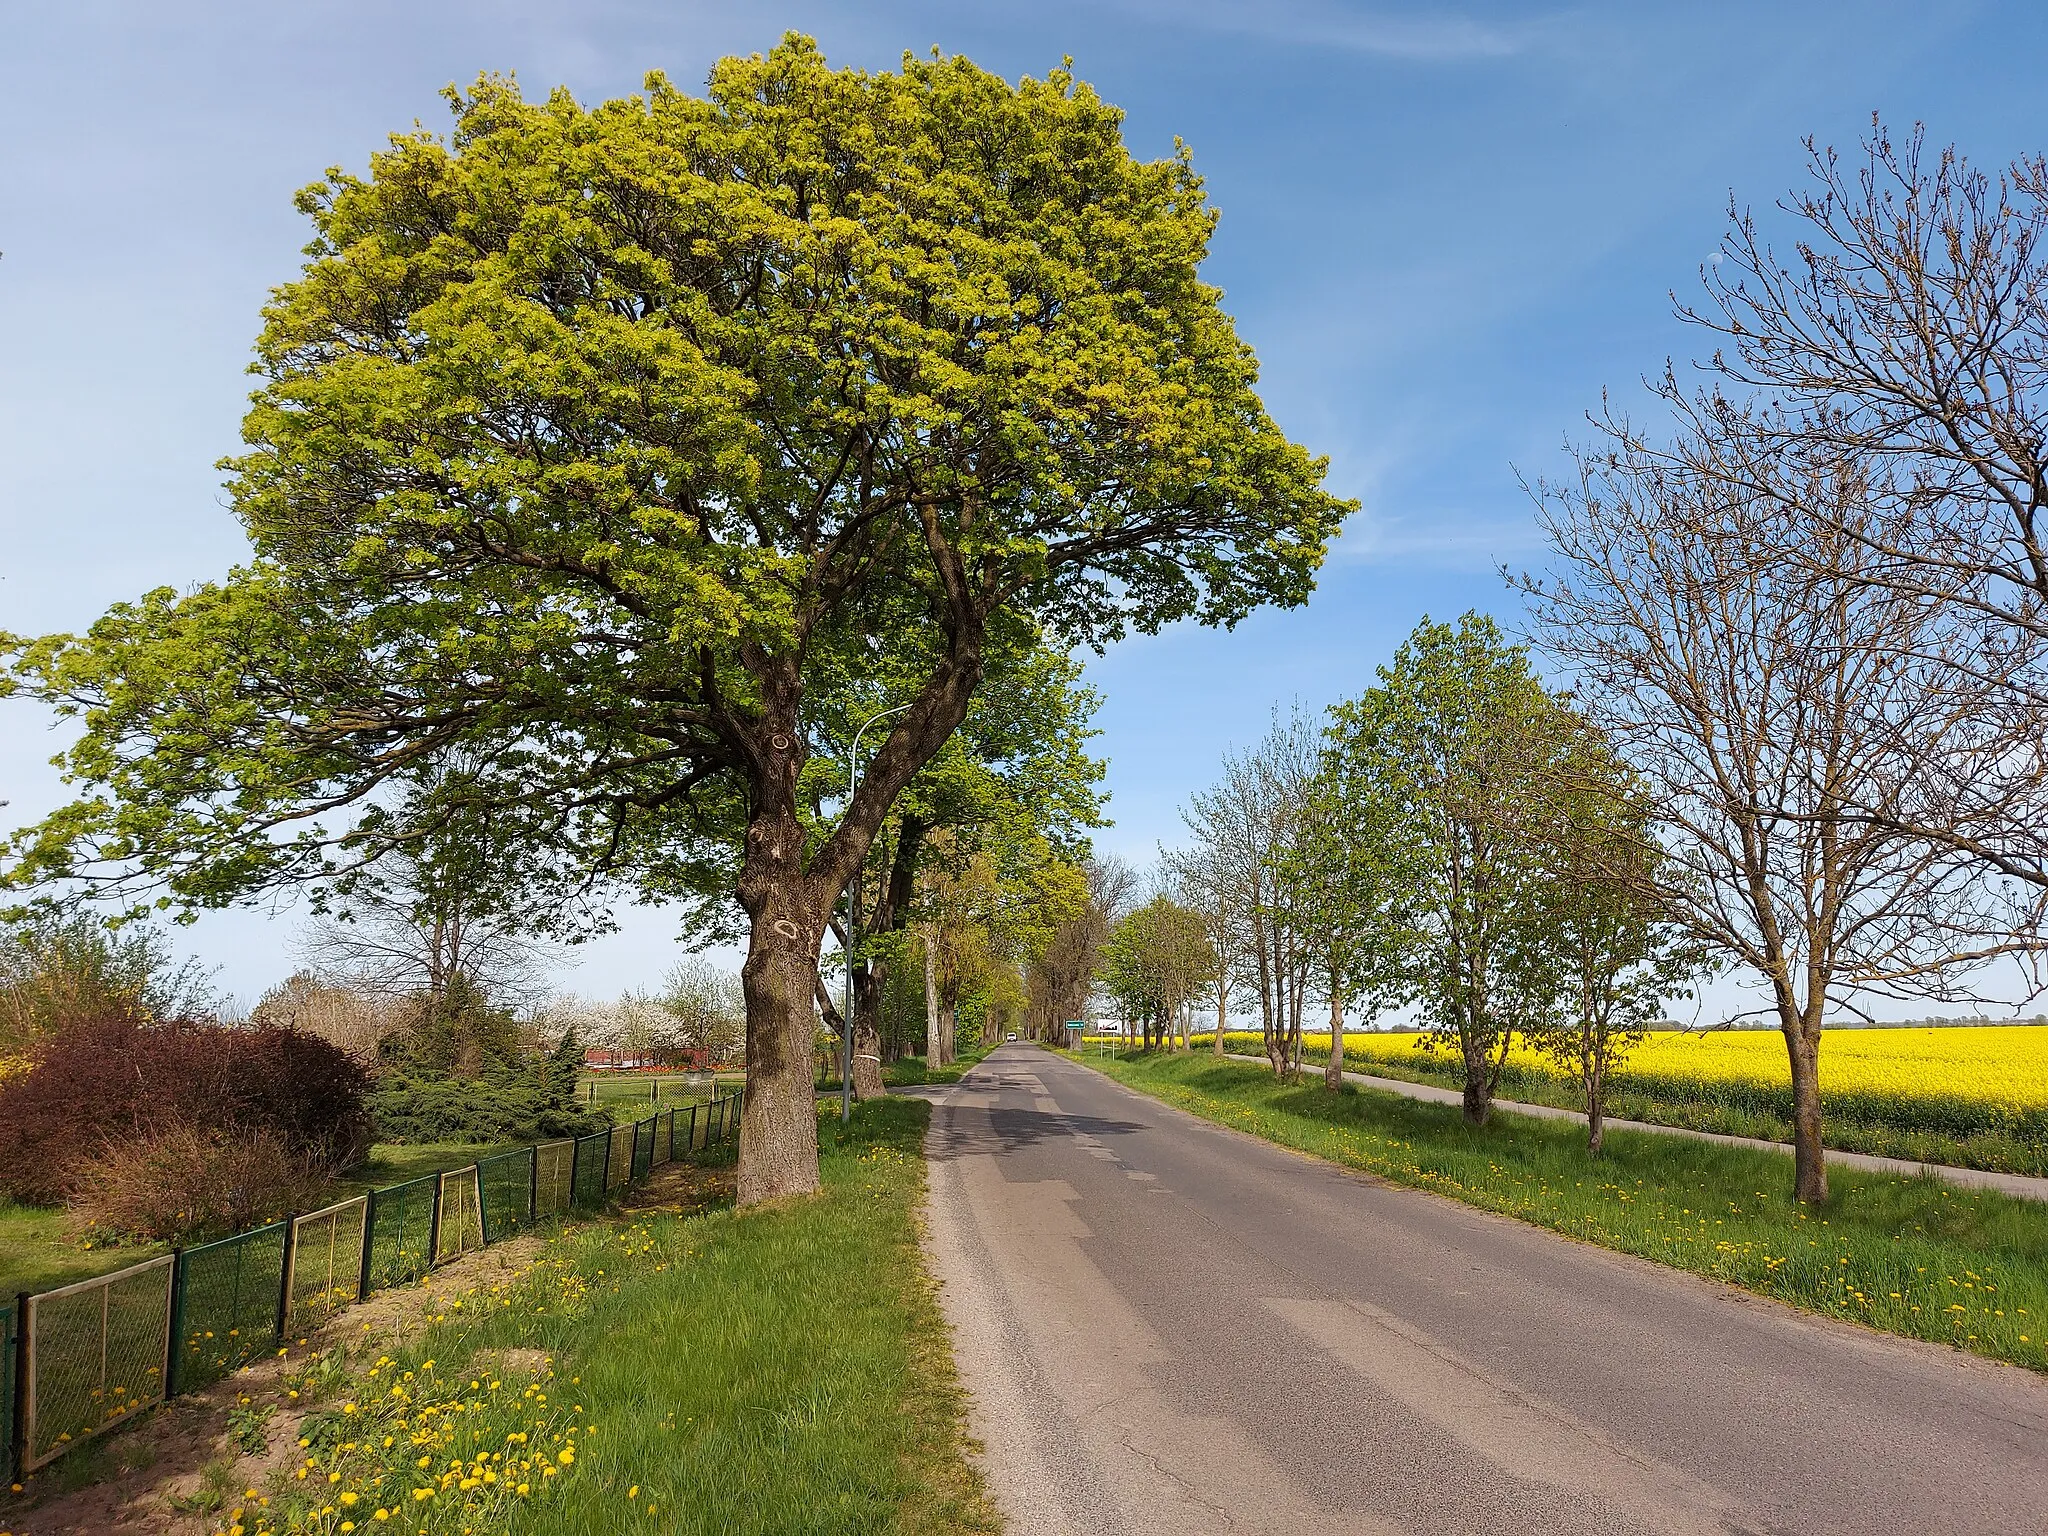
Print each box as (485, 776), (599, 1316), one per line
(1219, 1025), (2048, 1173)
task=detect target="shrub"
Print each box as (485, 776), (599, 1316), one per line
(249, 971), (396, 1065)
(0, 910), (218, 1050)
(0, 1017), (372, 1205)
(370, 1035), (606, 1143)
(69, 1124), (333, 1243)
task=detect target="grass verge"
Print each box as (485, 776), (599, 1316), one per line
(1070, 1049), (2048, 1376)
(180, 1097), (996, 1536)
(1195, 1030), (2048, 1176)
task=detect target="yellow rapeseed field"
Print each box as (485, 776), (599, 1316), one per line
(1341, 1026), (2048, 1113)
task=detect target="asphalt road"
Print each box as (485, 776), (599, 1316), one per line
(912, 1045), (2048, 1536)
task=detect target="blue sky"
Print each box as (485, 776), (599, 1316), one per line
(4, 0), (2046, 1008)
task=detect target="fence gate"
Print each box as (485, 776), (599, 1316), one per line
(286, 1196), (368, 1331)
(22, 1255), (174, 1471)
(435, 1166), (484, 1263)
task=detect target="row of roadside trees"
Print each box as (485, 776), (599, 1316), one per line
(1128, 122), (2048, 1204)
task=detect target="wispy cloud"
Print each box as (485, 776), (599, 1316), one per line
(1118, 0), (1560, 62)
(1338, 511), (1544, 567)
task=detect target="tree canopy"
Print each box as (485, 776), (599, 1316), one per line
(4, 36), (1347, 1202)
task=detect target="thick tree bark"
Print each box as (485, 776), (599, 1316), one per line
(1213, 988), (1228, 1056)
(1785, 1024), (1828, 1203)
(1585, 1070), (1605, 1156)
(737, 879), (826, 1204)
(850, 959), (886, 1100)
(1323, 990), (1345, 1091)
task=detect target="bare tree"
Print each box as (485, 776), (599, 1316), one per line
(1161, 839), (1251, 1057)
(1524, 420), (2045, 1200)
(1182, 707), (1318, 1078)
(1672, 120), (2048, 878)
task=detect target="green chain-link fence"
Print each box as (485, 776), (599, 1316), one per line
(478, 1148), (537, 1243)
(170, 1219), (289, 1394)
(434, 1167), (484, 1264)
(535, 1139), (575, 1218)
(5, 1088), (743, 1478)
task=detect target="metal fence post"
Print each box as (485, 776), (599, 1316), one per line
(274, 1213), (300, 1343)
(9, 1291), (27, 1483)
(426, 1176), (444, 1271)
(357, 1198), (376, 1302)
(527, 1145), (539, 1223)
(164, 1249), (186, 1399)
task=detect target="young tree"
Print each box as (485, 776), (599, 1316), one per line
(1182, 707), (1318, 1077)
(1325, 617), (1574, 1125)
(1101, 895), (1216, 1051)
(1284, 742), (1412, 1092)
(1524, 424), (2043, 1200)
(1160, 838), (1251, 1058)
(0, 911), (218, 1048)
(1517, 726), (1706, 1153)
(1, 40), (1347, 1204)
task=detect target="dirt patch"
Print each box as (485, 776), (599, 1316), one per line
(0, 1232), (550, 1536)
(616, 1157), (735, 1217)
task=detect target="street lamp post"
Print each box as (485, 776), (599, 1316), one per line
(842, 702), (912, 1123)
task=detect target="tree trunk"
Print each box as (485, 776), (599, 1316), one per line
(1323, 990), (1344, 1091)
(1785, 1024), (1828, 1203)
(923, 925), (942, 1066)
(850, 958), (886, 1100)
(1459, 1025), (1492, 1126)
(1213, 988), (1227, 1056)
(737, 892), (824, 1205)
(1585, 1071), (1604, 1156)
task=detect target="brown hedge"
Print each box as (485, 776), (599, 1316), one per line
(0, 1017), (371, 1206)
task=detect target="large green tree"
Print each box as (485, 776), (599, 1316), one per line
(2, 38), (1346, 1202)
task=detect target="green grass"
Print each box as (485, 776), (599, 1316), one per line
(1071, 1048), (2048, 1375)
(577, 1072), (743, 1111)
(215, 1098), (998, 1536)
(1197, 1029), (2048, 1176)
(335, 1142), (527, 1196)
(0, 1198), (164, 1297)
(814, 1046), (994, 1096)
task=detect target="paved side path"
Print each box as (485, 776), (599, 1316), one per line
(914, 1044), (2048, 1536)
(1218, 1050), (2048, 1204)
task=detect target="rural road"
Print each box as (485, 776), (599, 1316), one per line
(911, 1044), (2048, 1535)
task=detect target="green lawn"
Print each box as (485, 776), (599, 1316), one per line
(0, 1198), (165, 1297)
(1070, 1049), (2048, 1376)
(334, 1142), (527, 1196)
(578, 1071), (743, 1112)
(210, 1098), (997, 1536)
(815, 1047), (994, 1097)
